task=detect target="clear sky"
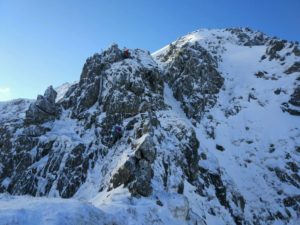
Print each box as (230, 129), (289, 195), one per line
(0, 0), (299, 101)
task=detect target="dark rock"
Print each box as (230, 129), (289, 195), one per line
(14, 136), (39, 153)
(23, 125), (50, 137)
(269, 144), (276, 153)
(126, 118), (138, 130)
(281, 102), (300, 116)
(286, 162), (299, 173)
(274, 167), (300, 188)
(266, 40), (286, 60)
(261, 55), (267, 60)
(183, 131), (200, 182)
(128, 177), (152, 197)
(57, 144), (89, 198)
(135, 135), (156, 163)
(177, 182), (184, 194)
(36, 140), (55, 161)
(284, 62), (300, 74)
(111, 156), (154, 197)
(226, 28), (268, 46)
(289, 86), (300, 107)
(209, 173), (229, 208)
(283, 195), (300, 207)
(111, 158), (135, 188)
(216, 144), (225, 151)
(110, 133), (155, 197)
(274, 89), (281, 95)
(156, 199), (163, 206)
(255, 71), (265, 78)
(292, 46), (300, 56)
(281, 86), (300, 116)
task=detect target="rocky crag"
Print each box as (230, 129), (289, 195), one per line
(0, 28), (299, 225)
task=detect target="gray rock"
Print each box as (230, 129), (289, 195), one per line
(281, 86), (300, 116)
(25, 86), (59, 124)
(128, 177), (152, 197)
(289, 86), (300, 107)
(135, 135), (156, 163)
(226, 28), (268, 46)
(159, 41), (224, 121)
(57, 144), (89, 198)
(266, 40), (286, 60)
(44, 86), (57, 104)
(23, 125), (50, 137)
(111, 157), (135, 188)
(285, 62), (300, 74)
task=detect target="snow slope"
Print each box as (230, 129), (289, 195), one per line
(153, 28), (300, 224)
(0, 194), (112, 225)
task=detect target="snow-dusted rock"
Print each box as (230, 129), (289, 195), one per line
(25, 86), (59, 124)
(0, 28), (300, 225)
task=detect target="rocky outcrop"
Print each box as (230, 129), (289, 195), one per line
(281, 84), (300, 116)
(289, 86), (300, 107)
(57, 144), (89, 198)
(25, 86), (59, 124)
(155, 41), (224, 122)
(0, 44), (167, 200)
(226, 27), (268, 46)
(110, 136), (156, 197)
(285, 62), (300, 74)
(265, 40), (286, 60)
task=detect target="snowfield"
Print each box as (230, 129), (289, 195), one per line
(0, 194), (110, 225)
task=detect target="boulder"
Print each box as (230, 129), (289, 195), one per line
(135, 135), (156, 163)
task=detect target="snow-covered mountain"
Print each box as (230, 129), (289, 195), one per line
(0, 28), (299, 225)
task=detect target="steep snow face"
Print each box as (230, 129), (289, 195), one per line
(154, 28), (300, 224)
(0, 99), (32, 124)
(0, 28), (300, 225)
(55, 82), (77, 102)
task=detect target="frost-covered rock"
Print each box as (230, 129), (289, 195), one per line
(25, 86), (59, 124)
(155, 41), (224, 122)
(0, 28), (300, 225)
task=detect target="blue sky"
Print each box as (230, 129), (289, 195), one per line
(0, 0), (299, 101)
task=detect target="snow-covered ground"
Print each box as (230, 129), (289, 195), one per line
(0, 194), (111, 225)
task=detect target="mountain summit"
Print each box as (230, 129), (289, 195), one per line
(0, 28), (299, 225)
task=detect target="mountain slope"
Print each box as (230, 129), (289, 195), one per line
(154, 28), (300, 224)
(0, 28), (299, 225)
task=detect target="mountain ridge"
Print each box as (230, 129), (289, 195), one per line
(0, 27), (299, 225)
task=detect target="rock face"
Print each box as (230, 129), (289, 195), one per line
(290, 86), (300, 107)
(0, 44), (167, 199)
(25, 86), (59, 124)
(0, 29), (300, 224)
(282, 85), (300, 116)
(155, 41), (224, 122)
